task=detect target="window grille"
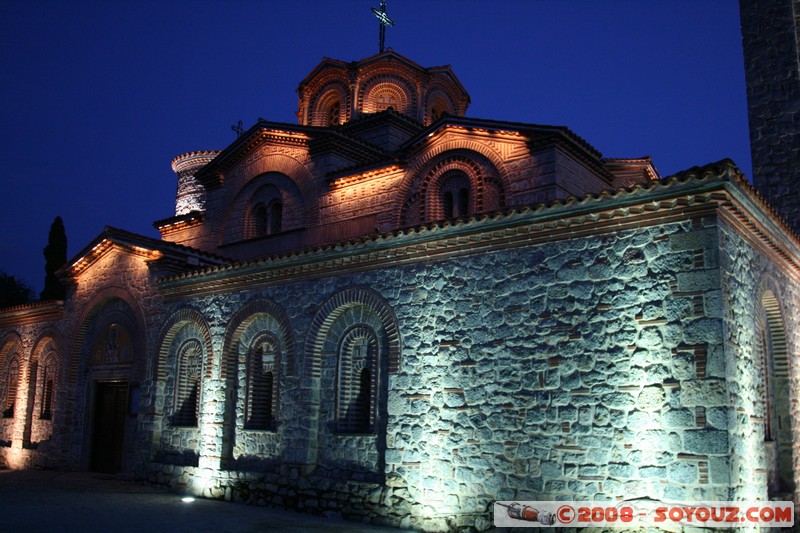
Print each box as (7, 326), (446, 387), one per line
(174, 339), (202, 426)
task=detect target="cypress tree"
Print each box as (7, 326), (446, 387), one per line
(41, 216), (67, 300)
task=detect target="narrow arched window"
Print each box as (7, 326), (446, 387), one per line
(458, 188), (469, 217)
(42, 379), (54, 420)
(268, 200), (282, 235)
(354, 368), (371, 433)
(438, 170), (471, 220)
(3, 356), (19, 419)
(759, 291), (794, 498)
(337, 326), (378, 433)
(246, 334), (279, 430)
(443, 192), (454, 219)
(327, 101), (340, 126)
(40, 355), (56, 420)
(252, 203), (267, 237)
(174, 339), (201, 427)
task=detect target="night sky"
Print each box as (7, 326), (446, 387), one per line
(1, 1), (748, 296)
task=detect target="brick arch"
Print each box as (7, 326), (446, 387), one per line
(0, 332), (23, 373)
(309, 81), (350, 126)
(0, 333), (23, 414)
(423, 87), (457, 125)
(29, 332), (62, 400)
(299, 66), (350, 125)
(224, 172), (306, 243)
(26, 333), (61, 440)
(154, 307), (213, 382)
(224, 153), (319, 229)
(30, 330), (61, 367)
(358, 74), (416, 116)
(405, 138), (510, 181)
(397, 148), (508, 227)
(221, 298), (295, 381)
(304, 287), (400, 381)
(757, 287), (794, 489)
(67, 287), (146, 387)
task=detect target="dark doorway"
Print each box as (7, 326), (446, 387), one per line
(90, 382), (128, 473)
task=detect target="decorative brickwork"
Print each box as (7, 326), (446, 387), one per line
(297, 51), (469, 127)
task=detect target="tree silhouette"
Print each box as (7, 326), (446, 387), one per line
(0, 272), (32, 308)
(41, 216), (67, 300)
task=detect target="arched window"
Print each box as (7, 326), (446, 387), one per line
(252, 203), (267, 237)
(268, 200), (282, 235)
(759, 291), (794, 497)
(2, 355), (19, 419)
(174, 339), (202, 427)
(327, 101), (340, 126)
(443, 191), (453, 219)
(40, 354), (57, 420)
(246, 333), (279, 430)
(249, 193), (282, 238)
(439, 170), (471, 219)
(336, 325), (378, 433)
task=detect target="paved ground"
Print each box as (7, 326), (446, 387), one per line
(0, 469), (411, 533)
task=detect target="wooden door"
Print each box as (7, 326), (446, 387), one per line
(90, 382), (128, 473)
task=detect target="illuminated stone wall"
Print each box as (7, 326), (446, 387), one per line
(740, 0), (800, 233)
(142, 211), (750, 530)
(718, 219), (800, 506)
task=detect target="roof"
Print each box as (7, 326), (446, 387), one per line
(59, 226), (232, 278)
(297, 50), (469, 100)
(157, 159), (800, 297)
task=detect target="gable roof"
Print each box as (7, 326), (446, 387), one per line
(59, 226), (231, 278)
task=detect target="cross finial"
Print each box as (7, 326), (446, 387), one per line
(371, 0), (394, 53)
(231, 120), (245, 137)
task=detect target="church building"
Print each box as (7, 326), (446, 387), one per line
(0, 3), (798, 530)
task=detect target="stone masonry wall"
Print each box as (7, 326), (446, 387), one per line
(0, 320), (65, 470)
(718, 218), (800, 508)
(146, 213), (738, 531)
(740, 0), (800, 233)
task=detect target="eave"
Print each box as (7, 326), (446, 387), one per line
(400, 116), (614, 182)
(401, 115), (602, 159)
(59, 226), (230, 279)
(154, 211), (205, 233)
(195, 121), (316, 189)
(0, 300), (64, 327)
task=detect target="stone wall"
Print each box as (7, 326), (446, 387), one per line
(0, 321), (65, 470)
(740, 0), (800, 232)
(719, 218), (800, 507)
(143, 211), (752, 531)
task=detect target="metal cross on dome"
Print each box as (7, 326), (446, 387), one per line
(371, 0), (394, 53)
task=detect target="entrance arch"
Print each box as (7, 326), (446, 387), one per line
(70, 291), (146, 473)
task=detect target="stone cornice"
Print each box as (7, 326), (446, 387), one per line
(0, 300), (63, 327)
(154, 211), (205, 233)
(157, 164), (798, 300)
(401, 116), (603, 160)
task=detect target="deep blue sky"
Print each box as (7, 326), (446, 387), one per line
(1, 0), (749, 296)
